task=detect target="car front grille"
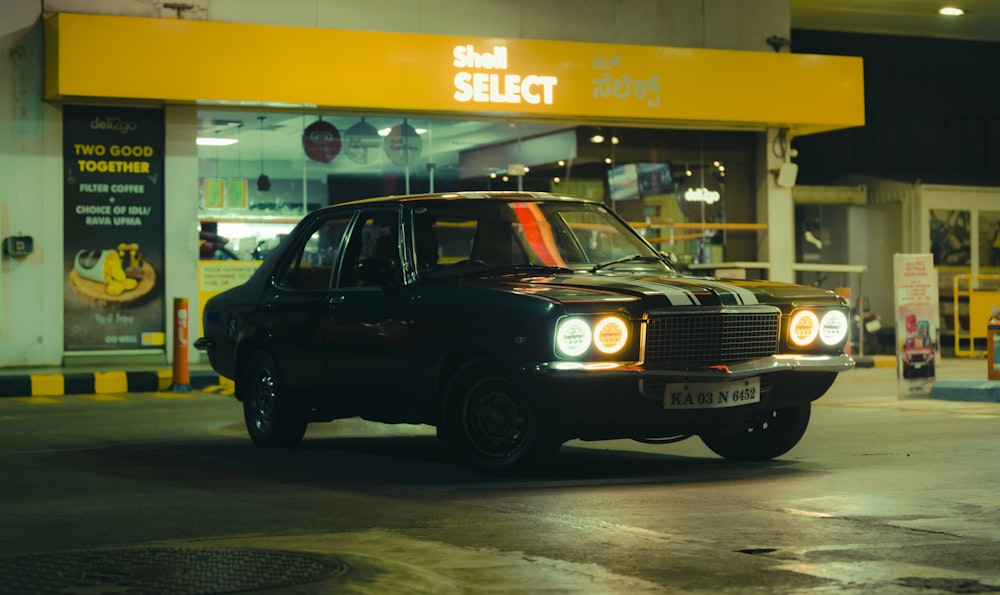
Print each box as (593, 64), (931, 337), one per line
(644, 308), (780, 367)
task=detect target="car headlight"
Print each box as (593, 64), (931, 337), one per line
(819, 310), (850, 346)
(555, 315), (629, 357)
(594, 316), (629, 354)
(789, 310), (819, 347)
(555, 318), (592, 357)
(789, 309), (850, 348)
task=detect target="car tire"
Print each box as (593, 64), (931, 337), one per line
(240, 351), (307, 448)
(699, 402), (811, 461)
(444, 363), (560, 474)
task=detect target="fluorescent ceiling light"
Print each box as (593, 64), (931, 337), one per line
(938, 7), (965, 16)
(196, 137), (239, 146)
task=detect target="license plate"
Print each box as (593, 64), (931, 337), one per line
(663, 377), (761, 409)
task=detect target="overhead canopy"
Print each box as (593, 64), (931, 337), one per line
(44, 13), (864, 136)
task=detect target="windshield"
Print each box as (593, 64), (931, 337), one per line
(409, 199), (672, 278)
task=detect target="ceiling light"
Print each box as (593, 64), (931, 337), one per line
(610, 136), (620, 145)
(939, 7), (964, 16)
(378, 126), (427, 137)
(590, 134), (605, 144)
(196, 137), (238, 146)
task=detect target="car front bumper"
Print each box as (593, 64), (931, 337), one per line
(528, 353), (854, 379)
(520, 353), (853, 439)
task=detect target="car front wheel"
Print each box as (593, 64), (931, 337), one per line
(699, 402), (811, 461)
(240, 351), (307, 448)
(443, 364), (560, 473)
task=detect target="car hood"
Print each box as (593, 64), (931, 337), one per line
(478, 272), (846, 308)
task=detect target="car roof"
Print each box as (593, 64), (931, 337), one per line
(328, 191), (603, 210)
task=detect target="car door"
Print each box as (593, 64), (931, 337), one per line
(326, 207), (419, 420)
(258, 212), (352, 397)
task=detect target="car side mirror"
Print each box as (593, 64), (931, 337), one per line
(357, 258), (402, 290)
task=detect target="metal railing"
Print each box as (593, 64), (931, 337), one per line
(952, 274), (1000, 358)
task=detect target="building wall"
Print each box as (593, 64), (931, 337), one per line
(0, 22), (64, 366)
(45, 0), (790, 51)
(0, 0), (791, 367)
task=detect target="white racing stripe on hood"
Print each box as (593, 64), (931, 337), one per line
(606, 279), (701, 305)
(692, 279), (759, 305)
(595, 277), (759, 306)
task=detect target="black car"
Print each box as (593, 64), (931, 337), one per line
(196, 191), (853, 473)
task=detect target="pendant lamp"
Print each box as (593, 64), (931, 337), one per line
(343, 117), (380, 165)
(256, 116), (271, 192)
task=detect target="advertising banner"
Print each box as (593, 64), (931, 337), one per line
(63, 105), (165, 352)
(893, 253), (939, 398)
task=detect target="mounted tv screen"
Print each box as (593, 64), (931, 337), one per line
(608, 163), (639, 200)
(608, 162), (672, 201)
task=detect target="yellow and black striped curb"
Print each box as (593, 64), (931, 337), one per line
(853, 355), (897, 368)
(0, 370), (231, 398)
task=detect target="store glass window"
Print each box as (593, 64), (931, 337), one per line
(196, 110), (758, 266)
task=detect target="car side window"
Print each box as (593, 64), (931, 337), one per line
(275, 215), (351, 291)
(338, 210), (402, 288)
(414, 213), (474, 268)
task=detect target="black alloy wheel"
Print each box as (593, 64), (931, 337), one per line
(699, 402), (811, 461)
(444, 363), (559, 473)
(241, 351), (307, 448)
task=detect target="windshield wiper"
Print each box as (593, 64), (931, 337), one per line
(481, 263), (576, 276)
(591, 254), (665, 272)
(419, 262), (574, 279)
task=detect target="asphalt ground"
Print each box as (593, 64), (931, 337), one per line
(1, 353), (997, 594)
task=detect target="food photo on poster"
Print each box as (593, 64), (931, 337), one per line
(62, 105), (166, 352)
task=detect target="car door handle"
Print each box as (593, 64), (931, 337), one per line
(327, 295), (345, 309)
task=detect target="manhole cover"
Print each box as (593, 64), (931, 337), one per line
(0, 547), (349, 594)
(895, 577), (1000, 593)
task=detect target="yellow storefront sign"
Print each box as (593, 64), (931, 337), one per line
(45, 13), (864, 136)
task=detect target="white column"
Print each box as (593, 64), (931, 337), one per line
(163, 105), (200, 364)
(757, 128), (796, 283)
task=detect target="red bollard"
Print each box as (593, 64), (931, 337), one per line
(170, 297), (192, 392)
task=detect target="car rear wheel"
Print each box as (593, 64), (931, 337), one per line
(699, 402), (811, 461)
(443, 363), (560, 474)
(240, 351), (307, 448)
